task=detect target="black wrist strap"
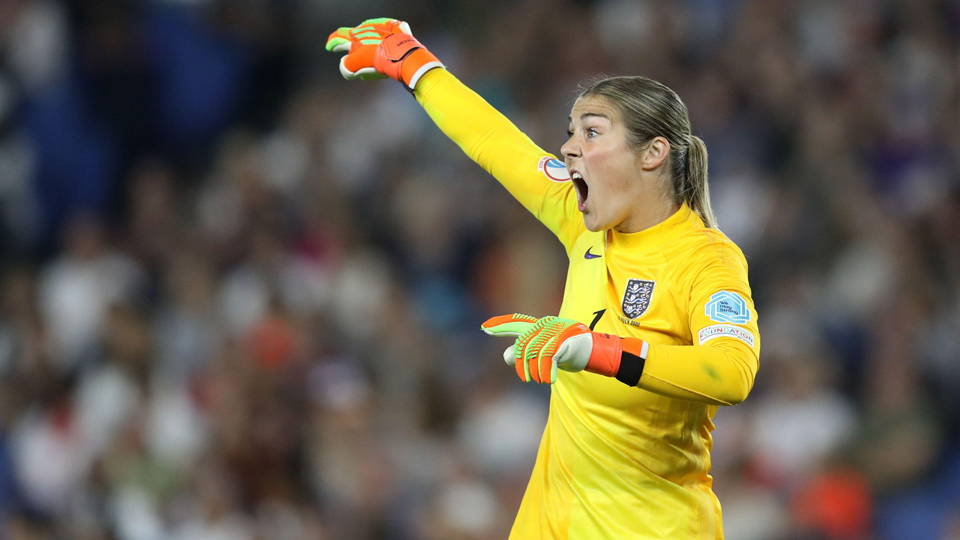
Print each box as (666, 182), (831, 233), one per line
(615, 350), (645, 387)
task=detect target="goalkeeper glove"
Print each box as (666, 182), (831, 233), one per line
(481, 314), (648, 385)
(325, 18), (444, 92)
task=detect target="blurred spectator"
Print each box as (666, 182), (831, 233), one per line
(748, 353), (859, 489)
(37, 215), (146, 371)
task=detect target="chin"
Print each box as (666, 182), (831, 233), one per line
(582, 213), (606, 232)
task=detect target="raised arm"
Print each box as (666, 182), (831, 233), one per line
(326, 18), (584, 252)
(415, 70), (583, 249)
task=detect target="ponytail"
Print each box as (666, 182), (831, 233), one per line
(683, 135), (716, 228)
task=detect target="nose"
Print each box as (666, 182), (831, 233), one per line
(561, 136), (580, 161)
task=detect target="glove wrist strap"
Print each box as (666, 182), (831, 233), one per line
(376, 33), (444, 91)
(616, 339), (649, 387)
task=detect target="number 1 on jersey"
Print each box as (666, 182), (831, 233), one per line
(589, 309), (606, 331)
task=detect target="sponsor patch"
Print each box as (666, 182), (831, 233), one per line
(698, 324), (755, 347)
(705, 291), (751, 324)
(622, 279), (655, 319)
(537, 157), (570, 182)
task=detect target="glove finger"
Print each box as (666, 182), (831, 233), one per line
(359, 71), (388, 81)
(326, 37), (351, 53)
(326, 28), (354, 49)
(339, 56), (361, 80)
(359, 17), (396, 27)
(527, 329), (553, 383)
(514, 340), (531, 382)
(537, 342), (557, 384)
(340, 62), (382, 81)
(536, 331), (566, 384)
(481, 314), (538, 337)
(351, 66), (380, 77)
(398, 21), (412, 34)
(530, 319), (566, 383)
(502, 346), (516, 367)
(350, 24), (388, 44)
(339, 46), (380, 79)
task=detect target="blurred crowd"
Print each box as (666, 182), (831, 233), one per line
(0, 0), (958, 539)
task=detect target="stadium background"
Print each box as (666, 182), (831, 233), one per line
(0, 0), (958, 538)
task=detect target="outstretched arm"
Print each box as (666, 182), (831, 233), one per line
(414, 70), (582, 250)
(327, 18), (584, 253)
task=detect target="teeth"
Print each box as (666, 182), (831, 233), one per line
(572, 172), (583, 180)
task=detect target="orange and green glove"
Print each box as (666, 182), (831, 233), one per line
(481, 314), (649, 385)
(325, 18), (444, 92)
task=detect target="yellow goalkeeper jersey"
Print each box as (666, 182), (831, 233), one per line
(416, 69), (760, 540)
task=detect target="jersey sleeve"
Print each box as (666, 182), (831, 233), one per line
(635, 242), (760, 406)
(415, 69), (584, 254)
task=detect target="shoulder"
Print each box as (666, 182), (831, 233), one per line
(669, 229), (756, 325)
(671, 227), (749, 277)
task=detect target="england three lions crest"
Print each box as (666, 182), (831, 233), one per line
(622, 279), (655, 319)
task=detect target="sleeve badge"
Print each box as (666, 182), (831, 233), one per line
(705, 291), (751, 324)
(537, 157), (571, 182)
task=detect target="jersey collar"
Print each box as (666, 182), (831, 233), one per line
(606, 202), (702, 252)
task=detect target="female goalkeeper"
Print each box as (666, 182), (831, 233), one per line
(327, 19), (760, 540)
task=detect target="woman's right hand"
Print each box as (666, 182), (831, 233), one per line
(482, 314), (645, 385)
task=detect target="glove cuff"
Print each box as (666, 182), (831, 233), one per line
(375, 33), (444, 91)
(583, 332), (622, 377)
(407, 58), (444, 91)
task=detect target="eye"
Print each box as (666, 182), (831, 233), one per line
(566, 129), (573, 137)
(586, 128), (599, 138)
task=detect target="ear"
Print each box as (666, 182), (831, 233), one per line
(640, 137), (670, 171)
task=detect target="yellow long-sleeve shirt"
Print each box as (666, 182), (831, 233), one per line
(416, 69), (760, 540)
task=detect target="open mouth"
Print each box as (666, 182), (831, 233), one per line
(572, 172), (588, 211)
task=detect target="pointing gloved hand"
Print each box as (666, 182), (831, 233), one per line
(481, 314), (648, 385)
(326, 18), (444, 92)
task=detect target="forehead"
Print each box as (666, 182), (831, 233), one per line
(569, 95), (619, 123)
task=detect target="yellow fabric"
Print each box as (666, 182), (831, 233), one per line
(416, 69), (761, 540)
(416, 70), (584, 254)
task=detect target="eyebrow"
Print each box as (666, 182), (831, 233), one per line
(568, 112), (611, 122)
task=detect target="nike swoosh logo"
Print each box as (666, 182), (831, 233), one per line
(585, 247), (601, 259)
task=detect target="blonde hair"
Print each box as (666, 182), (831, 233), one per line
(579, 77), (717, 228)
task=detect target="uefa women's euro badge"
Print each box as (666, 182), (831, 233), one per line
(622, 279), (656, 319)
(537, 157), (571, 182)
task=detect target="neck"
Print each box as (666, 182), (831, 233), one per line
(614, 194), (681, 233)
